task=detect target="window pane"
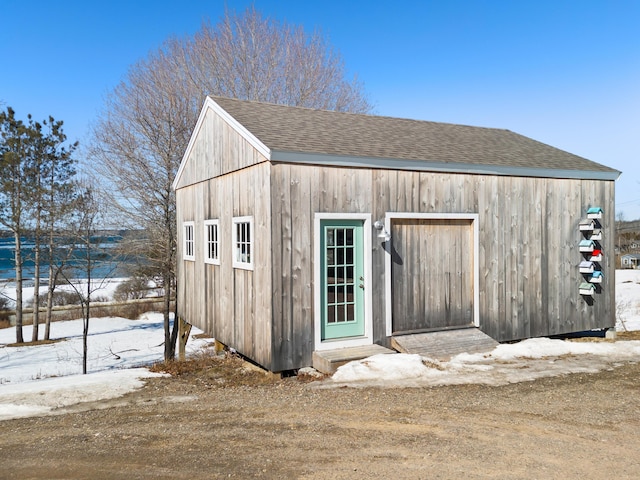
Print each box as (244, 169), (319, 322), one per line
(327, 229), (335, 247)
(327, 305), (335, 324)
(346, 246), (353, 265)
(327, 266), (335, 284)
(346, 303), (354, 322)
(346, 228), (354, 246)
(327, 247), (335, 266)
(232, 219), (253, 267)
(185, 224), (194, 258)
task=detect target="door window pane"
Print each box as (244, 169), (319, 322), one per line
(325, 227), (357, 324)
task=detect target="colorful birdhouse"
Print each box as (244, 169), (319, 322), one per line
(587, 207), (603, 219)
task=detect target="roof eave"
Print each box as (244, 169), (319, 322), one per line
(270, 150), (621, 181)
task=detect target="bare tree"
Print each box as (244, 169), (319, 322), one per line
(61, 184), (112, 374)
(91, 59), (192, 361)
(90, 6), (372, 361)
(175, 6), (372, 112)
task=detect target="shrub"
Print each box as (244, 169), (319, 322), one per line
(50, 291), (81, 306)
(113, 277), (150, 301)
(0, 298), (10, 327)
(24, 290), (79, 308)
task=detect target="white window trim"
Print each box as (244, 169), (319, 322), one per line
(313, 213), (373, 351)
(204, 219), (220, 265)
(232, 216), (254, 270)
(183, 221), (195, 261)
(383, 212), (480, 336)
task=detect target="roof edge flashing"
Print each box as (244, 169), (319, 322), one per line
(270, 150), (621, 181)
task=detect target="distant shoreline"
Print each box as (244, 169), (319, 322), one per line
(0, 277), (131, 307)
(0, 231), (141, 282)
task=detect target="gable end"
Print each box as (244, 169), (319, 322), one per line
(172, 97), (271, 190)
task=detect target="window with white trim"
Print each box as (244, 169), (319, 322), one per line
(204, 219), (220, 265)
(183, 222), (195, 261)
(232, 216), (253, 270)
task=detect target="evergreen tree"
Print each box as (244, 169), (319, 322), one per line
(0, 107), (31, 343)
(0, 108), (78, 343)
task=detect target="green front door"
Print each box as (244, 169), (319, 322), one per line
(320, 219), (365, 340)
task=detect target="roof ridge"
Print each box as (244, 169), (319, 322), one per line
(209, 95), (512, 133)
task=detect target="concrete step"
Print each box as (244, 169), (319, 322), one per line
(312, 344), (395, 375)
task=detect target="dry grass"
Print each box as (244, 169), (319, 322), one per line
(5, 338), (65, 348)
(567, 330), (640, 342)
(149, 349), (283, 387)
(422, 359), (446, 370)
(618, 330), (640, 340)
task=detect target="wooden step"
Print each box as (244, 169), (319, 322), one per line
(392, 328), (498, 361)
(312, 344), (395, 375)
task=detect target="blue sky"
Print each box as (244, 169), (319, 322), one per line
(1, 0), (639, 219)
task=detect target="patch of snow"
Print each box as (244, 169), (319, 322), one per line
(0, 312), (213, 421)
(616, 269), (640, 331)
(0, 368), (166, 420)
(331, 338), (640, 388)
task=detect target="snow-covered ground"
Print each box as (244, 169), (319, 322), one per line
(1, 270), (640, 420)
(0, 313), (213, 420)
(615, 268), (640, 331)
(0, 277), (153, 307)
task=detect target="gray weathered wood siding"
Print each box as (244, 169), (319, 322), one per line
(270, 163), (615, 369)
(176, 162), (273, 369)
(174, 106), (267, 189)
(175, 104), (274, 368)
(269, 165), (374, 370)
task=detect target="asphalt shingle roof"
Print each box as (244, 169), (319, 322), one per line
(211, 96), (619, 175)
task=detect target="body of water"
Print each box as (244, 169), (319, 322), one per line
(0, 235), (127, 282)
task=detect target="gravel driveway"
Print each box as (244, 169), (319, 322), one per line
(1, 348), (639, 480)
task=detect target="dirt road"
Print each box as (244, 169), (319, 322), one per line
(1, 355), (639, 479)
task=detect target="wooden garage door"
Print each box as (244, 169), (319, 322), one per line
(391, 218), (474, 334)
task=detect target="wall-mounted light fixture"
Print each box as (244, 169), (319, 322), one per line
(374, 220), (391, 242)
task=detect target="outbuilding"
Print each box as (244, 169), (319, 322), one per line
(173, 96), (620, 372)
(621, 254), (640, 269)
